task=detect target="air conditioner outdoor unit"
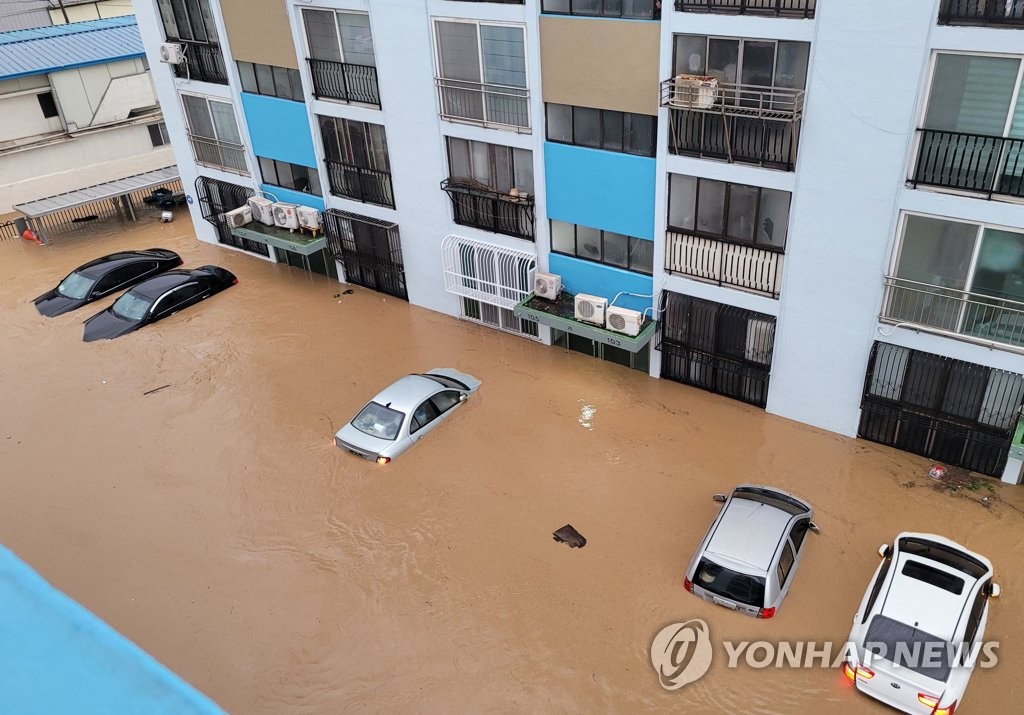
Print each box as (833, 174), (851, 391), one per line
(159, 43), (185, 65)
(247, 196), (275, 226)
(574, 293), (607, 326)
(224, 205), (252, 228)
(605, 306), (644, 337)
(272, 202), (299, 230)
(669, 74), (718, 109)
(534, 271), (561, 300)
(296, 205), (322, 232)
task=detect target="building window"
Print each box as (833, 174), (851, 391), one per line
(884, 214), (1024, 348)
(542, 0), (661, 19)
(443, 138), (535, 239)
(182, 95), (247, 173)
(673, 34), (809, 91)
(258, 157), (323, 197)
(37, 91), (58, 118)
(324, 209), (407, 300)
(462, 298), (539, 338)
(551, 220), (653, 275)
(319, 116), (393, 207)
(302, 9), (376, 66)
(156, 0), (217, 43)
(546, 104), (656, 157)
(148, 122), (170, 147)
(237, 62), (304, 102)
(911, 52), (1024, 200)
(668, 175), (790, 249)
(434, 20), (529, 129)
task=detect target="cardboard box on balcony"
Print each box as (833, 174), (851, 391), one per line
(670, 74), (719, 110)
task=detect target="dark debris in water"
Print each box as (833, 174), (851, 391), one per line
(553, 524), (586, 549)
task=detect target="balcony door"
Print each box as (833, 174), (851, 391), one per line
(157, 0), (217, 43)
(182, 95), (246, 173)
(302, 9), (375, 66)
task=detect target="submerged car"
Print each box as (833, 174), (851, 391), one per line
(683, 485), (819, 619)
(844, 533), (1000, 715)
(34, 248), (181, 317)
(82, 265), (236, 342)
(334, 369), (481, 464)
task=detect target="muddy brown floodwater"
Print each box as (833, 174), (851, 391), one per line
(1, 213), (1023, 714)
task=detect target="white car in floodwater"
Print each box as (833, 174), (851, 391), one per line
(844, 532), (1000, 715)
(334, 368), (481, 464)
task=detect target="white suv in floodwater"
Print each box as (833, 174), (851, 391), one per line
(845, 532), (1000, 715)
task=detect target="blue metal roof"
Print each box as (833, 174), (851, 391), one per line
(0, 16), (144, 81)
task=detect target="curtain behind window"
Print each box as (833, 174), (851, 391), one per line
(481, 26), (526, 88)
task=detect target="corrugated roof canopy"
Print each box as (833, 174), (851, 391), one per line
(14, 166), (180, 218)
(0, 16), (143, 80)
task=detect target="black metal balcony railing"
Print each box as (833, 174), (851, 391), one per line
(665, 231), (784, 298)
(308, 59), (381, 108)
(188, 134), (248, 174)
(675, 0), (815, 18)
(325, 160), (395, 208)
(882, 276), (1024, 351)
(938, 0), (1024, 26)
(911, 128), (1024, 200)
(173, 41), (228, 85)
(436, 78), (530, 131)
(441, 178), (535, 241)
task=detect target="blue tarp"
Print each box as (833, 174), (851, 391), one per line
(0, 16), (144, 80)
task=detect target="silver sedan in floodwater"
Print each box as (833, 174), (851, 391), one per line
(335, 368), (481, 464)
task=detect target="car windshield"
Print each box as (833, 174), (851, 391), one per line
(351, 402), (405, 441)
(695, 557), (766, 607)
(865, 614), (953, 682)
(111, 291), (153, 321)
(56, 271), (96, 300)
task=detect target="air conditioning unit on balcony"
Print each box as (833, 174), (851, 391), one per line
(159, 43), (185, 65)
(296, 206), (322, 232)
(272, 202), (299, 230)
(224, 205), (252, 228)
(669, 74), (718, 109)
(574, 294), (607, 326)
(534, 271), (561, 301)
(605, 306), (643, 337)
(247, 196), (275, 226)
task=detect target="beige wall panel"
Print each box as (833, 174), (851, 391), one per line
(220, 0), (299, 69)
(539, 17), (661, 116)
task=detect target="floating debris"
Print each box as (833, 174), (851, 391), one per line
(553, 524), (586, 549)
(577, 400), (596, 430)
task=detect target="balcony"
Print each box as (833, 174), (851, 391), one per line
(665, 231), (783, 298)
(173, 41), (228, 85)
(308, 59), (381, 108)
(441, 178), (535, 240)
(513, 291), (658, 353)
(436, 78), (530, 131)
(661, 77), (805, 170)
(675, 0), (816, 17)
(882, 277), (1024, 351)
(910, 129), (1024, 200)
(938, 0), (1024, 26)
(188, 134), (248, 175)
(324, 160), (395, 208)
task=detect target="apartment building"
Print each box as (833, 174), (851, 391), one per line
(132, 0), (1024, 483)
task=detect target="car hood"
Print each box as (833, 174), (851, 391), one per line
(335, 422), (400, 458)
(425, 367), (482, 393)
(34, 289), (85, 317)
(82, 309), (139, 342)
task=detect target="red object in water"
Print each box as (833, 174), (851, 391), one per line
(21, 229), (41, 244)
(929, 465), (946, 480)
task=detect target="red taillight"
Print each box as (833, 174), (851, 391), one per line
(231, 277), (238, 285)
(919, 695), (940, 708)
(844, 661), (873, 680)
(843, 662), (856, 681)
(376, 456), (390, 465)
(683, 576), (693, 593)
(757, 606), (776, 619)
(933, 704), (956, 715)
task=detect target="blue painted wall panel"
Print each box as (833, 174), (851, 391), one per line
(548, 253), (653, 313)
(258, 185), (325, 211)
(241, 93), (316, 168)
(544, 142), (656, 240)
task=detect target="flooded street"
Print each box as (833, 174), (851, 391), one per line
(1, 214), (1023, 714)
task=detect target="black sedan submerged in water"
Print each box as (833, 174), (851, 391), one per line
(34, 248), (182, 317)
(82, 265), (237, 342)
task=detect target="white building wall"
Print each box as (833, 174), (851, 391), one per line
(49, 59), (155, 131)
(0, 93), (61, 143)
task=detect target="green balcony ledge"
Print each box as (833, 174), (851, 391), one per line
(513, 292), (657, 353)
(230, 223), (327, 256)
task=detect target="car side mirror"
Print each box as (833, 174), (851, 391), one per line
(878, 544), (892, 559)
(808, 522), (821, 535)
(987, 583), (1001, 598)
(712, 494), (727, 503)
(459, 393), (467, 402)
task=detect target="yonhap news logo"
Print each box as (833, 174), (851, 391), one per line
(649, 620), (714, 690)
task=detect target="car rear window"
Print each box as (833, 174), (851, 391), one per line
(899, 537), (987, 579)
(732, 487), (809, 516)
(902, 559), (965, 595)
(351, 402), (405, 441)
(695, 557), (766, 607)
(864, 614), (953, 682)
(422, 373), (468, 390)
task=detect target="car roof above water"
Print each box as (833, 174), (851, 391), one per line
(128, 270), (193, 299)
(705, 494), (797, 573)
(369, 374), (447, 413)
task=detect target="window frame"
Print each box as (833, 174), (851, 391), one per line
(545, 103), (657, 157)
(411, 398), (441, 434)
(445, 136), (533, 194)
(433, 17), (529, 90)
(667, 174), (791, 250)
(148, 122), (170, 147)
(301, 8), (376, 67)
(550, 220), (653, 275)
(917, 50), (1024, 140)
(37, 91), (59, 119)
(541, 0), (660, 20)
(258, 157), (323, 197)
(157, 0), (217, 44)
(320, 115), (391, 171)
(671, 34), (810, 92)
(237, 61), (304, 102)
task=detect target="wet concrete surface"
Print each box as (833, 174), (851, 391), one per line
(1, 214), (1022, 713)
